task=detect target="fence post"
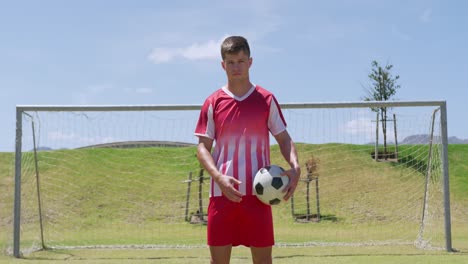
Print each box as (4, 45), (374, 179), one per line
(315, 175), (321, 222)
(198, 169), (204, 218)
(184, 172), (193, 222)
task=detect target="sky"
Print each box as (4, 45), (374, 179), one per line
(0, 0), (467, 151)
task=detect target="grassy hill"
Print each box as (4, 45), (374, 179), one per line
(448, 145), (468, 199)
(1, 144), (467, 253)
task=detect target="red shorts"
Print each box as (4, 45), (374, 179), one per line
(207, 195), (274, 247)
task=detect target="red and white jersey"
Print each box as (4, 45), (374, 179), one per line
(195, 84), (287, 197)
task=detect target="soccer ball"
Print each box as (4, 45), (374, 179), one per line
(253, 165), (289, 205)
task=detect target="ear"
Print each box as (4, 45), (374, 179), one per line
(221, 60), (226, 70)
(248, 57), (253, 67)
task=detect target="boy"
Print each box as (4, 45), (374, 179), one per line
(195, 36), (301, 264)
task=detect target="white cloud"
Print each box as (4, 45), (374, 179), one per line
(420, 8), (432, 23)
(148, 35), (228, 64)
(344, 118), (374, 135)
(145, 2), (284, 64)
(180, 39), (221, 60)
(147, 48), (176, 63)
(342, 116), (401, 144)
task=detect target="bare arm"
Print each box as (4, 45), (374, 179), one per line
(196, 136), (243, 202)
(274, 130), (301, 201)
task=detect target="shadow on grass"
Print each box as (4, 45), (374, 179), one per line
(396, 155), (428, 176)
(292, 214), (340, 223)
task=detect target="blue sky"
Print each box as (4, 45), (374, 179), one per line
(0, 0), (467, 151)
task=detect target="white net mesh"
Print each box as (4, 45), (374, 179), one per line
(8, 103), (450, 255)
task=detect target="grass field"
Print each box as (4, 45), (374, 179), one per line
(1, 144), (468, 263)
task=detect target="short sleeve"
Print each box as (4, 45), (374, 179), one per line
(268, 97), (286, 136)
(194, 99), (215, 139)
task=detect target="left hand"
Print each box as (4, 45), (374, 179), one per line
(281, 166), (301, 201)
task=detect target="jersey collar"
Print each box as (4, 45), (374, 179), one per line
(222, 84), (256, 101)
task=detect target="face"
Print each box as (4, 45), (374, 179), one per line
(221, 50), (252, 81)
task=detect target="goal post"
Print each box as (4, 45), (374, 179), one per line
(11, 101), (452, 257)
(440, 102), (452, 252)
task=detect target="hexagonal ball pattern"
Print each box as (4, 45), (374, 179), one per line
(269, 198), (281, 205)
(255, 182), (264, 195)
(271, 177), (284, 190)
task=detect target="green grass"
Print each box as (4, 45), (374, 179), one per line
(449, 145), (468, 199)
(1, 246), (468, 263)
(1, 144), (468, 263)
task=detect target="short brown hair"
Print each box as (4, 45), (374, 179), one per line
(220, 36), (250, 60)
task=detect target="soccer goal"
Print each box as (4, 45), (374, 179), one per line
(10, 101), (452, 257)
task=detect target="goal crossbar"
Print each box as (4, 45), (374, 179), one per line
(16, 100), (446, 112)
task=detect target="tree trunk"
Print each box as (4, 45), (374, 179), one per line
(381, 107), (388, 160)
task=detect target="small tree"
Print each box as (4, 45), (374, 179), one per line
(364, 60), (401, 159)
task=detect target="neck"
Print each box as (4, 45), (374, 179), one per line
(226, 80), (253, 97)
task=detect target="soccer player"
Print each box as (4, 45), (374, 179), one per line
(195, 36), (301, 264)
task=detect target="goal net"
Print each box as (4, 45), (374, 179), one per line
(9, 101), (451, 256)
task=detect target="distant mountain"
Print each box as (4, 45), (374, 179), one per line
(29, 141), (196, 151)
(400, 134), (468, 144)
(36, 146), (53, 151)
(448, 136), (468, 144)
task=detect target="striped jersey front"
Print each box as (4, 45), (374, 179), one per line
(194, 84), (286, 197)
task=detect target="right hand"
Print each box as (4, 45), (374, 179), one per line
(215, 175), (243, 202)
